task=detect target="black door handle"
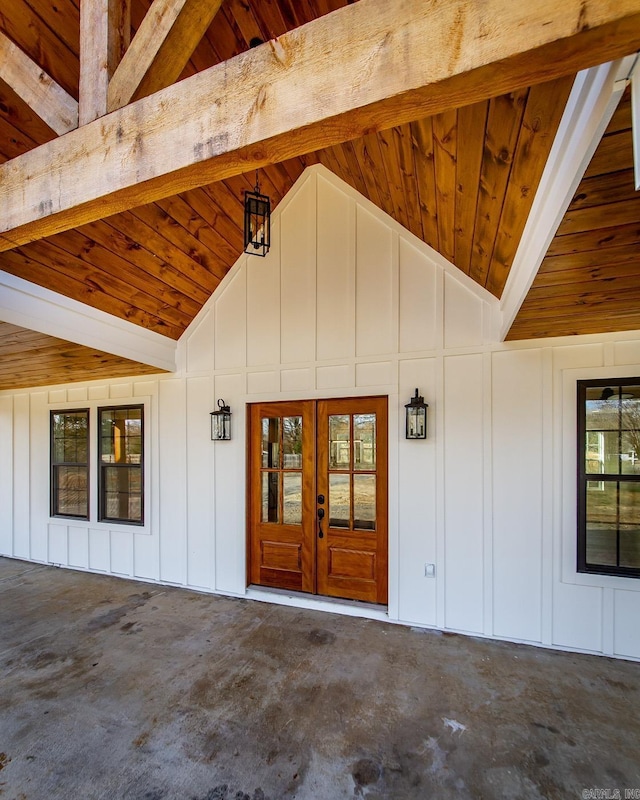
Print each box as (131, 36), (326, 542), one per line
(317, 507), (325, 538)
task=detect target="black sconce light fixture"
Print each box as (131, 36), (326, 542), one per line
(211, 399), (231, 440)
(244, 171), (271, 257)
(405, 388), (428, 439)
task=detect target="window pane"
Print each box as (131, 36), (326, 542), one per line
(354, 414), (376, 471)
(54, 466), (88, 517)
(620, 529), (640, 568)
(262, 418), (280, 468)
(620, 396), (640, 475)
(283, 472), (302, 525)
(586, 388), (619, 430)
(100, 407), (142, 465)
(619, 483), (640, 568)
(586, 481), (617, 566)
(329, 473), (350, 528)
(51, 411), (89, 519)
(102, 466), (142, 522)
(262, 472), (279, 523)
(353, 474), (376, 530)
(283, 417), (303, 469)
(329, 415), (350, 469)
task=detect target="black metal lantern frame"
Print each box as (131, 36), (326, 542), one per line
(211, 399), (232, 441)
(405, 388), (428, 439)
(244, 176), (271, 257)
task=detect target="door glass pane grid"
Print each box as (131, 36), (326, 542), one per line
(261, 415), (303, 526)
(328, 413), (377, 531)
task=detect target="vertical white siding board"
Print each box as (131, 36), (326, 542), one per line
(281, 175), (317, 364)
(0, 395), (13, 555)
(443, 275), (484, 349)
(214, 373), (246, 595)
(215, 268), (247, 370)
(356, 205), (394, 357)
(186, 376), (214, 589)
(134, 531), (160, 580)
(29, 392), (49, 562)
(443, 355), (484, 633)
(158, 379), (187, 584)
(398, 358), (438, 625)
(110, 530), (134, 576)
(316, 176), (356, 361)
(482, 352), (493, 637)
(68, 527), (89, 569)
(602, 588), (615, 656)
(89, 528), (110, 571)
(186, 308), (215, 373)
(552, 582), (603, 652)
(492, 349), (543, 642)
(399, 239), (437, 354)
(12, 394), (30, 559)
(48, 523), (68, 565)
(613, 590), (640, 659)
(540, 348), (554, 646)
(247, 218), (281, 367)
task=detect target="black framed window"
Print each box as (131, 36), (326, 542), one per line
(51, 410), (89, 519)
(98, 405), (144, 525)
(578, 379), (640, 578)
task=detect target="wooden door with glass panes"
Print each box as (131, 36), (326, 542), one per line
(248, 396), (387, 604)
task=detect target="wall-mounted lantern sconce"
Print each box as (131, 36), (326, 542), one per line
(244, 172), (271, 257)
(211, 399), (231, 440)
(405, 388), (428, 439)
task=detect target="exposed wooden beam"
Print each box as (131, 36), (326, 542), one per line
(107, 0), (223, 112)
(0, 31), (78, 136)
(2, 0), (640, 251)
(79, 0), (131, 125)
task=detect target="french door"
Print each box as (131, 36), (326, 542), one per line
(248, 396), (388, 604)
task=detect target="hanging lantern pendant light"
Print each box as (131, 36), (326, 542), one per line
(244, 171), (271, 257)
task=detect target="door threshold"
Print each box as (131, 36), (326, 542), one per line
(246, 585), (389, 622)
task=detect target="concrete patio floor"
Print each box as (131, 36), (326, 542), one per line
(0, 557), (639, 800)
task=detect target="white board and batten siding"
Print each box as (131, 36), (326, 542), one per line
(1, 165), (640, 660)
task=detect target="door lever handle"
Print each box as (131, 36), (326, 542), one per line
(317, 507), (325, 538)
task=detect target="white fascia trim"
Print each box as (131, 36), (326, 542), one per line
(499, 56), (638, 342)
(0, 270), (177, 371)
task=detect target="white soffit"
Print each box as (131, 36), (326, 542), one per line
(499, 56), (639, 341)
(0, 270), (177, 371)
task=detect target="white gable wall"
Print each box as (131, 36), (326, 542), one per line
(1, 165), (640, 660)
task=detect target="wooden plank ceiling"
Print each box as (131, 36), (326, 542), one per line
(0, 322), (166, 390)
(0, 0), (638, 388)
(509, 87), (640, 340)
